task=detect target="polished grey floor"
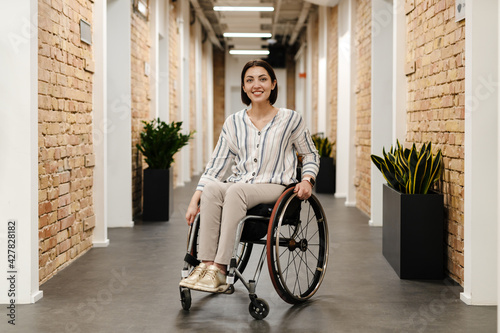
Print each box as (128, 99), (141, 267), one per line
(3, 178), (496, 332)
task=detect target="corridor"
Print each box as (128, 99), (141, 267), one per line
(5, 178), (496, 333)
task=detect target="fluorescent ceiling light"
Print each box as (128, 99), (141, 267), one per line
(229, 50), (270, 55)
(214, 6), (274, 12)
(223, 32), (272, 38)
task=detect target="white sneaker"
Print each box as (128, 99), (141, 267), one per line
(179, 263), (207, 288)
(192, 265), (228, 293)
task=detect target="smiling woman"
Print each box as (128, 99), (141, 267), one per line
(180, 59), (319, 293)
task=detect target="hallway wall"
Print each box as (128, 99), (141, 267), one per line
(405, 0), (466, 284)
(168, 0), (181, 184)
(354, 0), (372, 215)
(38, 0), (95, 283)
(131, 4), (151, 217)
(327, 6), (338, 157)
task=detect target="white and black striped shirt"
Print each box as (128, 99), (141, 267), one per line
(197, 108), (319, 191)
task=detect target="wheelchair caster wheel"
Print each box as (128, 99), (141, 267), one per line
(248, 298), (269, 320)
(222, 284), (235, 294)
(180, 288), (191, 310)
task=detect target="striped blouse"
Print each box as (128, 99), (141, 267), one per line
(196, 108), (319, 191)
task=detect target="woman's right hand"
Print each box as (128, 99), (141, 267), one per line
(185, 202), (199, 225)
(185, 190), (202, 225)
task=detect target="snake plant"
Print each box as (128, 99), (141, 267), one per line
(312, 133), (335, 158)
(371, 140), (443, 194)
(136, 118), (194, 169)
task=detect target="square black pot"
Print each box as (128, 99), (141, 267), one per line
(142, 168), (173, 221)
(315, 156), (336, 194)
(382, 184), (444, 279)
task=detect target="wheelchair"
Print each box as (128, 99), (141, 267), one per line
(179, 184), (329, 320)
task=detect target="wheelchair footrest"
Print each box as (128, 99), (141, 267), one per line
(226, 274), (235, 285)
(184, 253), (200, 267)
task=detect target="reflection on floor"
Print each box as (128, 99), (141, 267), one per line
(5, 178), (496, 333)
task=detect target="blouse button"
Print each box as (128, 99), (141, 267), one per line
(258, 132), (261, 135)
(256, 144), (259, 148)
(254, 158), (257, 162)
(252, 172), (256, 176)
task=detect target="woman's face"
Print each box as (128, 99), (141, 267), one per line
(242, 66), (277, 105)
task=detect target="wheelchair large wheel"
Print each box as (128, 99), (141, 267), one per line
(266, 187), (329, 304)
(187, 216), (253, 280)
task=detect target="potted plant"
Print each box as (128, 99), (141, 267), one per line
(312, 133), (336, 194)
(137, 118), (194, 221)
(371, 140), (444, 279)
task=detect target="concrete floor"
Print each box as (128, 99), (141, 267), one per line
(3, 178), (496, 333)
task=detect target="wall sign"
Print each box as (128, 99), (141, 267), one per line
(455, 0), (465, 22)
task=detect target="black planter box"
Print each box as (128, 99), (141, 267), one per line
(382, 184), (444, 279)
(143, 168), (173, 221)
(315, 156), (336, 194)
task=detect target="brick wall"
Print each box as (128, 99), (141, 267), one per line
(168, 0), (180, 184)
(406, 0), (465, 284)
(38, 0), (95, 284)
(201, 42), (209, 162)
(310, 11), (319, 135)
(189, 21), (196, 176)
(213, 48), (225, 147)
(327, 6), (338, 160)
(131, 4), (151, 217)
(354, 0), (372, 215)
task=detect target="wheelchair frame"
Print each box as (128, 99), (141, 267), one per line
(180, 186), (329, 320)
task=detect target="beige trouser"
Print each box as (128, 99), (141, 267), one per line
(198, 181), (285, 265)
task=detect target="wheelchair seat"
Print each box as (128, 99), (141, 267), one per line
(241, 203), (274, 241)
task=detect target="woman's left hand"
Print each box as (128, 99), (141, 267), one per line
(294, 180), (313, 200)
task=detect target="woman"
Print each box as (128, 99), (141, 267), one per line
(180, 60), (319, 293)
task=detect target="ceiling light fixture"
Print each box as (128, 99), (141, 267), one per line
(214, 6), (274, 12)
(229, 50), (270, 55)
(223, 32), (272, 38)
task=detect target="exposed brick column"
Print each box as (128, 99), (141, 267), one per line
(354, 0), (372, 215)
(38, 0), (95, 284)
(213, 47), (225, 147)
(131, 3), (151, 217)
(406, 0), (465, 285)
(327, 6), (338, 157)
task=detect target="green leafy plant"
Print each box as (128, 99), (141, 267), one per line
(136, 118), (194, 169)
(371, 140), (443, 194)
(312, 133), (335, 158)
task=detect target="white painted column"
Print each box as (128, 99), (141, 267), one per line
(107, 0), (133, 227)
(370, 0), (393, 227)
(93, 0), (109, 246)
(195, 21), (204, 173)
(295, 46), (306, 116)
(462, 0), (498, 306)
(498, 0), (500, 323)
(392, 0), (406, 142)
(0, 0), (42, 304)
(178, 0), (191, 185)
(149, 0), (159, 120)
(498, 0), (500, 324)
(336, 0), (356, 206)
(317, 5), (328, 134)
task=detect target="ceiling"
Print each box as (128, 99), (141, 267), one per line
(191, 0), (316, 51)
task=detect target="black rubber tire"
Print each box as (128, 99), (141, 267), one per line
(180, 288), (191, 311)
(266, 188), (329, 304)
(248, 298), (269, 320)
